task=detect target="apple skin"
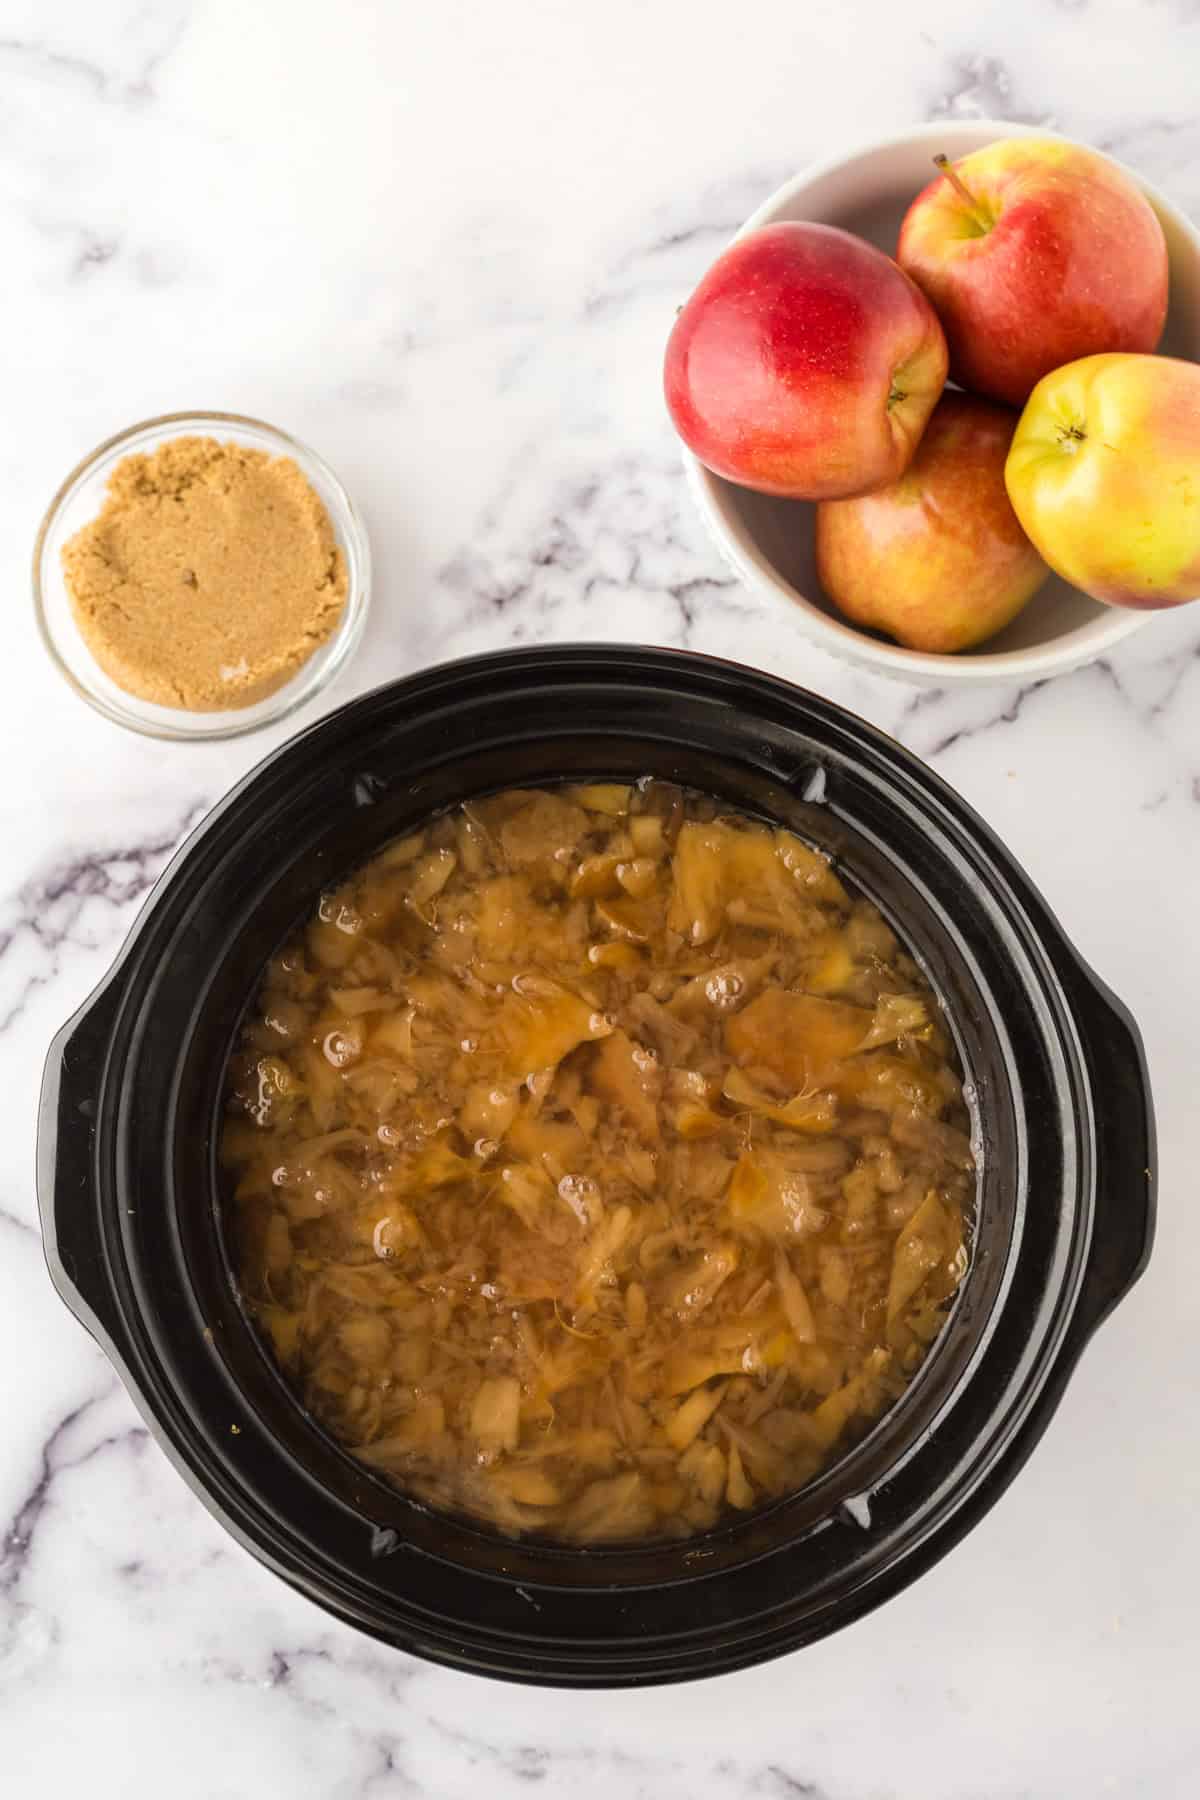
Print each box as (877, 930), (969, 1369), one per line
(1005, 353), (1200, 611)
(664, 222), (948, 500)
(815, 392), (1048, 652)
(897, 138), (1168, 408)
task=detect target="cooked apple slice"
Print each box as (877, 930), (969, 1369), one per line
(726, 990), (870, 1088)
(591, 1028), (661, 1142)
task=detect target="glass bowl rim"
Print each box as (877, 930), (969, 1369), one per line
(32, 408), (371, 742)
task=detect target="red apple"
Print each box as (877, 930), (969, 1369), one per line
(897, 137), (1168, 408)
(664, 222), (948, 500)
(815, 392), (1048, 652)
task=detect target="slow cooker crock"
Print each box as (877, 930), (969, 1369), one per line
(38, 645), (1155, 1686)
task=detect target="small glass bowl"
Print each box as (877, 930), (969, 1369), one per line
(33, 411), (371, 740)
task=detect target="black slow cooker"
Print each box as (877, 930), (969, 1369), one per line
(37, 646), (1155, 1686)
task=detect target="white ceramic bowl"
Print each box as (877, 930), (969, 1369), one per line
(685, 120), (1200, 685)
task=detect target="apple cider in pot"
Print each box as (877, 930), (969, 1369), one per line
(222, 783), (973, 1543)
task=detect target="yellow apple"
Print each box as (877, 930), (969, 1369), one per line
(1005, 354), (1200, 609)
(815, 393), (1048, 652)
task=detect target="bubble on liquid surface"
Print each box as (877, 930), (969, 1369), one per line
(323, 1030), (359, 1069)
(705, 971), (744, 1009)
(558, 1174), (598, 1224)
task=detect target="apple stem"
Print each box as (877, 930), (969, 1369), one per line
(933, 154), (993, 233)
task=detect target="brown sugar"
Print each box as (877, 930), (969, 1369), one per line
(61, 435), (348, 711)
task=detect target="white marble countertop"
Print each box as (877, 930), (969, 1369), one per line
(3, 1), (1199, 1793)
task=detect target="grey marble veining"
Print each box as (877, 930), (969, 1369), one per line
(2, 1), (1199, 1794)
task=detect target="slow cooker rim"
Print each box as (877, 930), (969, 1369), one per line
(37, 645), (1154, 1684)
(110, 655), (1088, 1551)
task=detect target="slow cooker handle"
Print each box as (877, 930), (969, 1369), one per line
(37, 977), (127, 1356)
(1065, 970), (1157, 1346)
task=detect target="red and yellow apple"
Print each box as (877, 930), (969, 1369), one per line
(1005, 353), (1200, 610)
(664, 221), (948, 500)
(898, 137), (1168, 408)
(815, 392), (1048, 652)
